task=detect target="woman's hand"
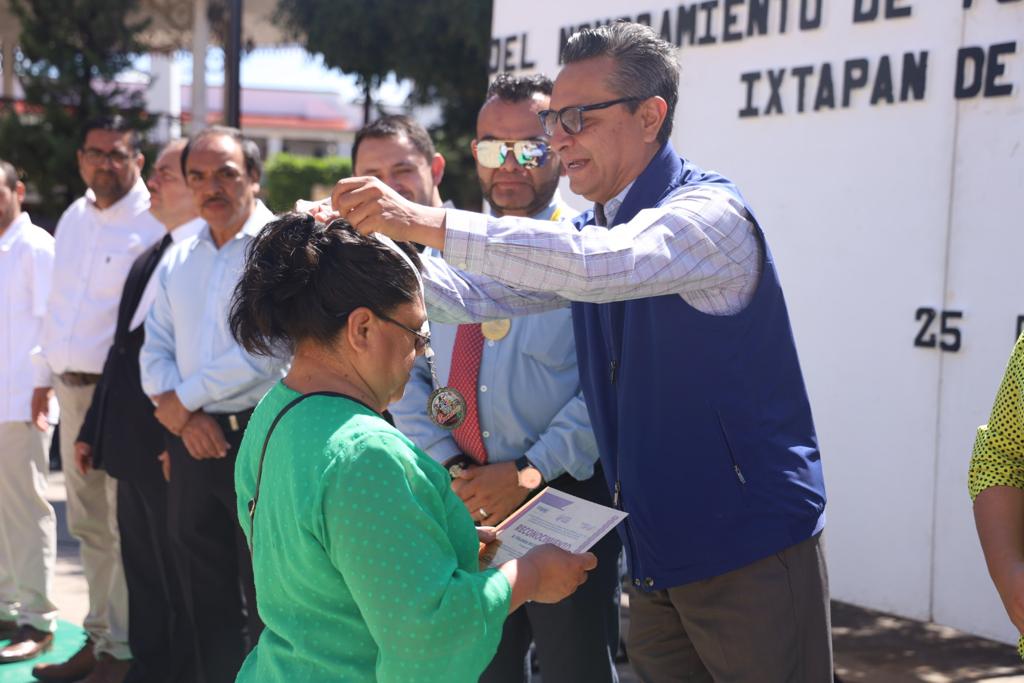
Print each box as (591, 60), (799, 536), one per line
(523, 545), (597, 603)
(499, 544), (597, 612)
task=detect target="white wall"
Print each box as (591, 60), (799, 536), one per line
(492, 0), (1024, 644)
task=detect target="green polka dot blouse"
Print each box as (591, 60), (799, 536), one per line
(234, 382), (512, 682)
(969, 333), (1024, 501)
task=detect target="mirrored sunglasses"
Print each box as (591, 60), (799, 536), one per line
(475, 139), (550, 169)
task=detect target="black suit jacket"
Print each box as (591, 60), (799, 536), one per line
(79, 234), (171, 482)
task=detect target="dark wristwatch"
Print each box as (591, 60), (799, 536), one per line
(515, 456), (543, 490)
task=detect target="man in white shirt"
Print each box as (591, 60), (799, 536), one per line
(0, 160), (58, 665)
(31, 116), (164, 683)
(141, 126), (284, 683)
(75, 139), (202, 683)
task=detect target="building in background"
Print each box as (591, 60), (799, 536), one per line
(180, 84), (359, 159)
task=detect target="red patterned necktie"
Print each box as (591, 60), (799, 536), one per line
(448, 323), (488, 464)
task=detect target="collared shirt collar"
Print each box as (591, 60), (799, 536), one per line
(196, 200), (274, 248)
(84, 177), (150, 221)
(0, 212), (31, 252)
(598, 182), (635, 227)
(487, 191), (565, 221)
(170, 216), (206, 244)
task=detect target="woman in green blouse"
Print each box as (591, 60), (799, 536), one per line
(228, 213), (596, 682)
(970, 333), (1024, 655)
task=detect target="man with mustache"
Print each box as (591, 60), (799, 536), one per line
(140, 126), (285, 683)
(32, 116), (164, 683)
(389, 74), (620, 683)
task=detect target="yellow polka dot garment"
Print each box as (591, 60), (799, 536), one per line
(968, 333), (1024, 659)
(234, 382), (512, 682)
(969, 333), (1024, 500)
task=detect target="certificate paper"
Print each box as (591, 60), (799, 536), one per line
(480, 487), (628, 568)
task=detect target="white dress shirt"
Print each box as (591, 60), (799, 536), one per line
(32, 179), (164, 385)
(140, 201), (287, 414)
(0, 213), (55, 422)
(127, 217), (205, 332)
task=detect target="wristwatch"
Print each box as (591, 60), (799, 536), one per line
(515, 456), (543, 490)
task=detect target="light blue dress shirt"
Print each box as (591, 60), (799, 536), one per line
(390, 201), (599, 483)
(140, 201), (287, 414)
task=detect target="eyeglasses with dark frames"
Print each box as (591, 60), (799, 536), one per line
(538, 96), (648, 136)
(81, 147), (134, 165)
(376, 312), (431, 352)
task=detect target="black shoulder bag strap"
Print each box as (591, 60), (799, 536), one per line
(246, 391), (349, 558)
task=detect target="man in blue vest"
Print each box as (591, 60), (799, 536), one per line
(329, 21), (831, 681)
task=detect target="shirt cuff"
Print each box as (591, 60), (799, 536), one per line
(174, 377), (208, 413)
(523, 444), (567, 483)
(425, 440), (463, 465)
(31, 350), (52, 387)
(443, 209), (490, 272)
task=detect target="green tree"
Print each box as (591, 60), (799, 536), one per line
(275, 0), (493, 210)
(0, 0), (151, 221)
(262, 152), (352, 213)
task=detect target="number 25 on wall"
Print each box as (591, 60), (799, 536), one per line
(914, 307), (963, 352)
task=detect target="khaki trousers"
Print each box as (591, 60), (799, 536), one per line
(0, 421), (58, 632)
(627, 533), (833, 683)
(54, 379), (131, 659)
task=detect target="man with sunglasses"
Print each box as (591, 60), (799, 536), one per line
(31, 116), (163, 683)
(140, 127), (284, 683)
(333, 21), (831, 683)
(390, 73), (620, 683)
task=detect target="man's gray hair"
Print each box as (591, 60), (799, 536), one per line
(181, 126), (263, 180)
(561, 21), (679, 145)
(0, 159), (18, 190)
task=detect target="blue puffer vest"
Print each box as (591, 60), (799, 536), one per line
(571, 143), (826, 590)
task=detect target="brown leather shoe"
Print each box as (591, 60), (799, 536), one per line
(31, 637), (95, 681)
(0, 625), (54, 663)
(78, 654), (131, 683)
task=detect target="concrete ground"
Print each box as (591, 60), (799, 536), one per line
(44, 472), (1024, 682)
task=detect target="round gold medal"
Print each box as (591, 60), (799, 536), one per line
(481, 319), (511, 341)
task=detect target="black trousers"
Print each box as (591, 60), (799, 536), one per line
(117, 468), (194, 683)
(166, 417), (261, 683)
(480, 471), (623, 683)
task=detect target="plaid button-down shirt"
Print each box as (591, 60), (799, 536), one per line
(422, 182), (762, 324)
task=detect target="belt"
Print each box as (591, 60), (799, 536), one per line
(209, 408), (254, 433)
(59, 371), (102, 387)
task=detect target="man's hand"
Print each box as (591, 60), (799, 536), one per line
(329, 176), (447, 248)
(452, 461), (530, 526)
(180, 412), (229, 460)
(73, 441), (93, 476)
(30, 387), (52, 432)
(153, 391), (192, 435)
(157, 451), (171, 482)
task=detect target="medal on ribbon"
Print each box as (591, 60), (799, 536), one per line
(424, 347), (467, 429)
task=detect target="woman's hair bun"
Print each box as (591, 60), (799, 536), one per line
(229, 212), (423, 357)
